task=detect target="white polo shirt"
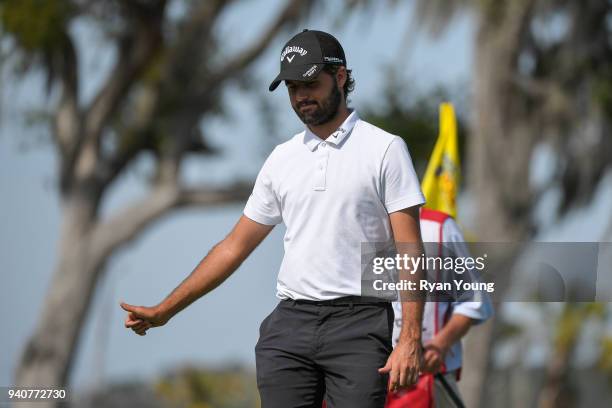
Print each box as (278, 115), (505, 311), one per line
(244, 110), (425, 300)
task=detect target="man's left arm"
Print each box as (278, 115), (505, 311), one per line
(378, 206), (425, 391)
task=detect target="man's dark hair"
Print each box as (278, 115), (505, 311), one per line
(322, 65), (355, 101)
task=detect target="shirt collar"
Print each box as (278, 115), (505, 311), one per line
(303, 110), (359, 151)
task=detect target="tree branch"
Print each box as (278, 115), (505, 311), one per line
(95, 125), (155, 190)
(92, 1), (229, 189)
(81, 1), (166, 163)
(175, 181), (253, 208)
(90, 180), (253, 258)
(53, 31), (81, 194)
(163, 0), (230, 84)
(92, 0), (312, 192)
(205, 0), (310, 87)
(53, 33), (79, 154)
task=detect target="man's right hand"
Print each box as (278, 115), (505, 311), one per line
(121, 302), (169, 336)
(119, 216), (274, 337)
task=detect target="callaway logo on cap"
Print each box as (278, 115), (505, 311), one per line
(269, 29), (346, 91)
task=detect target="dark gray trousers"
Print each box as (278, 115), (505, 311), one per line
(255, 297), (394, 408)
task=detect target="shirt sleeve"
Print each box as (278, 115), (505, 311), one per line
(243, 149), (283, 225)
(443, 218), (494, 324)
(381, 137), (426, 213)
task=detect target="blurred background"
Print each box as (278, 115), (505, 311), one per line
(1, 0), (611, 407)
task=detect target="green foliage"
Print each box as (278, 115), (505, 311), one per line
(155, 366), (259, 408)
(599, 336), (612, 381)
(360, 68), (468, 178)
(555, 303), (607, 354)
(497, 320), (523, 339)
(0, 0), (73, 53)
(594, 74), (612, 120)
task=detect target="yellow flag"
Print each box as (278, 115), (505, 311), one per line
(421, 102), (460, 218)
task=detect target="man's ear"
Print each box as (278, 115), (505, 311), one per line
(336, 66), (347, 90)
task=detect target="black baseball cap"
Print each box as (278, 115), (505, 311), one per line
(269, 29), (346, 91)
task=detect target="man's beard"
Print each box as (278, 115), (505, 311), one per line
(293, 80), (342, 126)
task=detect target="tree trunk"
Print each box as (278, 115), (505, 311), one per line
(14, 191), (105, 407)
(468, 1), (536, 243)
(12, 178), (252, 408)
(460, 1), (536, 407)
(7, 2), (312, 405)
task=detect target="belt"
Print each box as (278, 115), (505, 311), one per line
(286, 295), (391, 306)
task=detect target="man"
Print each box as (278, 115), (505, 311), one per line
(121, 29), (426, 408)
(386, 208), (493, 408)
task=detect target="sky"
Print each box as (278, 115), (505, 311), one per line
(1, 0), (610, 395)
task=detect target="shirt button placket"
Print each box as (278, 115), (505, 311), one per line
(314, 142), (329, 191)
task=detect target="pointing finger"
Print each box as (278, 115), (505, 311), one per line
(121, 302), (143, 317)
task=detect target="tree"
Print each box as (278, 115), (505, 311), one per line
(408, 0), (612, 406)
(0, 0), (315, 401)
(361, 66), (469, 176)
(354, 0), (612, 405)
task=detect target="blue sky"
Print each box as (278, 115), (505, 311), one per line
(2, 0), (609, 394)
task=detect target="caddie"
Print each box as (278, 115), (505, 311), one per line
(386, 208), (493, 408)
